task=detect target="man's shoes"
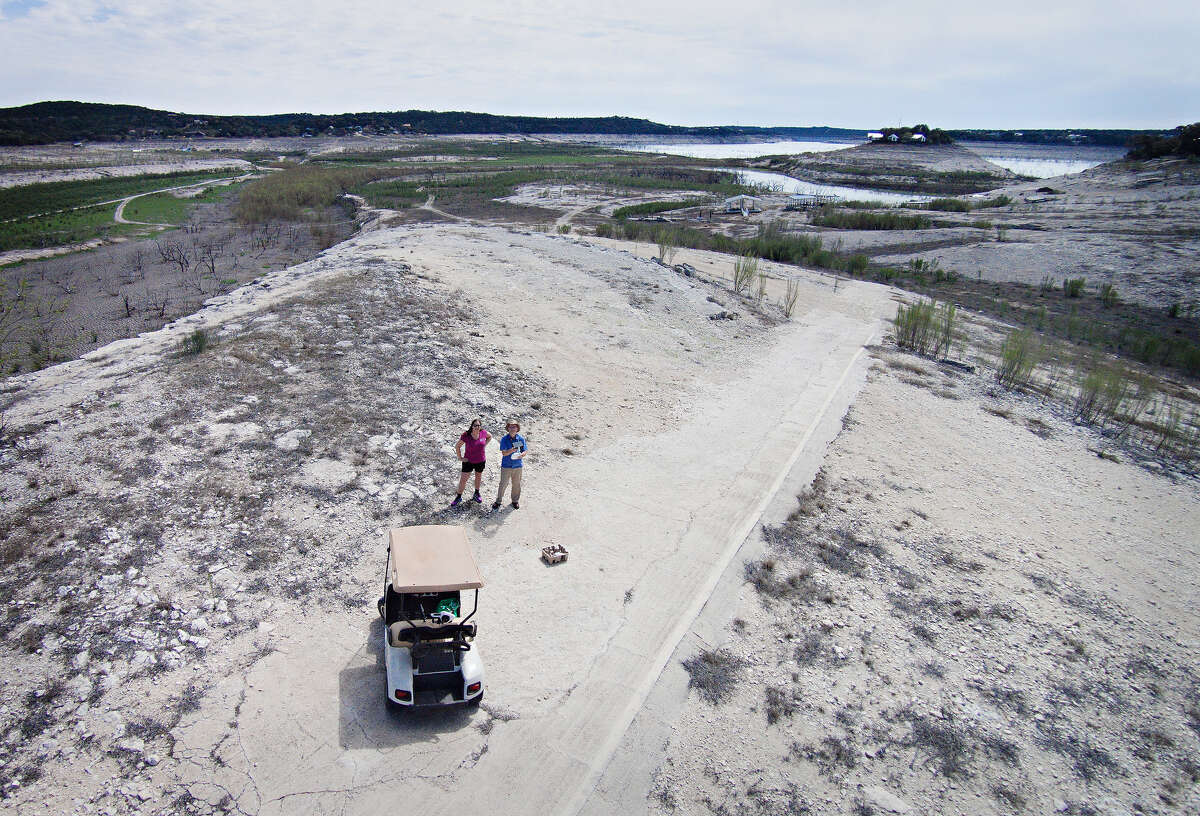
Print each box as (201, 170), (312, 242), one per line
(473, 492), (482, 503)
(492, 501), (501, 510)
(450, 495), (462, 507)
(511, 501), (519, 510)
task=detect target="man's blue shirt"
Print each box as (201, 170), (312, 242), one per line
(500, 433), (526, 468)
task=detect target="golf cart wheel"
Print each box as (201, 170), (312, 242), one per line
(377, 596), (386, 619)
(467, 691), (483, 709)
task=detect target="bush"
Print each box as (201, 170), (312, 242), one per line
(1073, 363), (1148, 426)
(1099, 283), (1119, 308)
(920, 198), (971, 212)
(733, 254), (758, 295)
(682, 648), (744, 705)
(893, 298), (956, 358)
(612, 198), (704, 219)
(656, 228), (678, 265)
(782, 279), (800, 317)
(811, 207), (932, 230)
(235, 165), (397, 224)
(996, 329), (1041, 389)
(973, 195), (1013, 209)
(181, 329), (209, 356)
(1063, 277), (1086, 298)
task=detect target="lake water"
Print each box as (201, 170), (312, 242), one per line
(957, 141), (1125, 179)
(623, 139), (860, 159)
(735, 169), (930, 205)
(623, 139), (1125, 182)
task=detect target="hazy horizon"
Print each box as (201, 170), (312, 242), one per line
(1, 1), (1196, 130)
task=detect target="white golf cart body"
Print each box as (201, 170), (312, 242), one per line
(380, 525), (484, 709)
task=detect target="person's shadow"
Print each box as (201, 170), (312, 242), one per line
(337, 616), (477, 748)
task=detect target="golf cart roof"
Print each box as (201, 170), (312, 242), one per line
(388, 525), (485, 593)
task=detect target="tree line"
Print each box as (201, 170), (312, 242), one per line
(0, 101), (865, 146)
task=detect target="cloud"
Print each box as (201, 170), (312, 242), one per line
(1, 1), (1197, 127)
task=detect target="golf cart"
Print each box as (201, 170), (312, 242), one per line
(378, 525), (485, 709)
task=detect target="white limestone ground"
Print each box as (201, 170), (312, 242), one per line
(645, 348), (1200, 816)
(0, 219), (895, 814)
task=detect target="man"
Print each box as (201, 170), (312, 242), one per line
(492, 419), (527, 510)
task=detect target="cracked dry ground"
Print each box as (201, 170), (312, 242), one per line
(0, 257), (552, 814)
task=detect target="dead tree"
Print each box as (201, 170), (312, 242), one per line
(121, 247), (145, 285)
(156, 239), (193, 277)
(140, 287), (171, 320)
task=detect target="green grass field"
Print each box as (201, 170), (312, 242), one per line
(0, 206), (142, 252)
(122, 185), (234, 225)
(0, 170), (241, 222)
(0, 174), (242, 251)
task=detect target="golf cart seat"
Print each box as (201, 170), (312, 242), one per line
(389, 620), (464, 648)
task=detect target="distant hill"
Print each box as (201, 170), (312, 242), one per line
(0, 101), (867, 146)
(946, 128), (1170, 148)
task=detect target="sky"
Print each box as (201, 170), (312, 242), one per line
(1, 0), (1197, 129)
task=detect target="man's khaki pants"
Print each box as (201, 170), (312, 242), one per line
(495, 467), (523, 504)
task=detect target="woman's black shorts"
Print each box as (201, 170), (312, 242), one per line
(461, 460), (486, 473)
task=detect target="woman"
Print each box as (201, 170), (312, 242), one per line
(451, 418), (490, 506)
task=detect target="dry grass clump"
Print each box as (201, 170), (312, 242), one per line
(743, 559), (828, 605)
(1034, 724), (1121, 781)
(682, 648), (745, 705)
(793, 631), (826, 666)
(899, 706), (974, 778)
(764, 686), (800, 725)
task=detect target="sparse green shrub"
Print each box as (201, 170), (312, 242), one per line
(611, 198), (704, 219)
(907, 257), (945, 282)
(996, 329), (1041, 389)
(181, 329), (209, 356)
(812, 207), (932, 230)
(973, 194), (1012, 209)
(921, 198), (971, 212)
(893, 298), (956, 358)
(733, 254), (758, 295)
(782, 279), (800, 317)
(557, 224), (570, 234)
(236, 164), (398, 224)
(1039, 275), (1056, 294)
(1064, 277), (1086, 298)
(1073, 362), (1146, 426)
(1099, 283), (1119, 308)
(655, 229), (678, 265)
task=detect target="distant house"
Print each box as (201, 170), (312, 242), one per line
(910, 133), (927, 143)
(887, 133), (900, 142)
(866, 132), (884, 141)
(723, 195), (762, 215)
